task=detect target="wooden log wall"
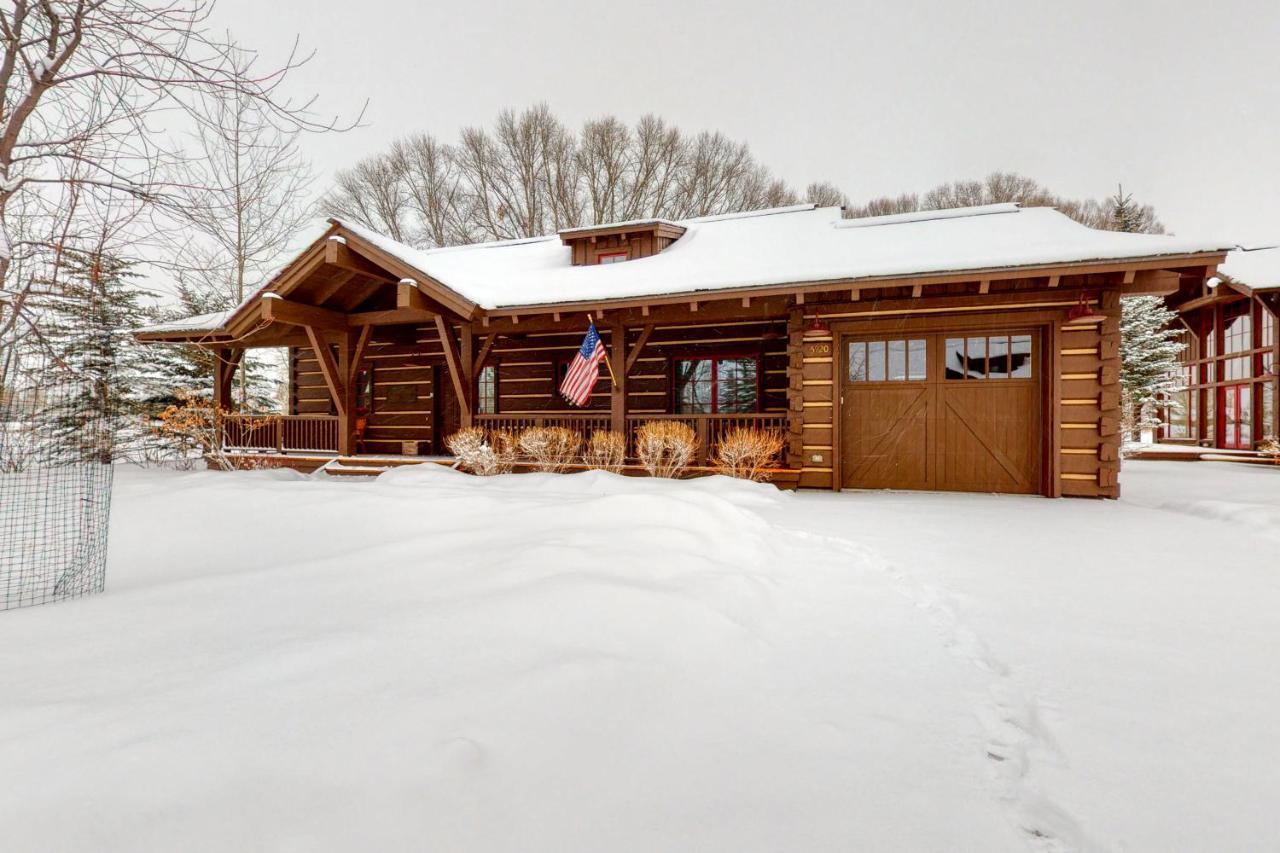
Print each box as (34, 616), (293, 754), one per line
(1057, 288), (1122, 498)
(293, 324), (442, 455)
(482, 320), (788, 416)
(290, 316), (792, 451)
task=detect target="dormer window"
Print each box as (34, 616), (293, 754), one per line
(559, 219), (686, 266)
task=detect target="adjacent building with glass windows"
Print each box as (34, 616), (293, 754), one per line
(1163, 247), (1280, 449)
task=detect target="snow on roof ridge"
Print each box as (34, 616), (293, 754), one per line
(835, 203), (1022, 230)
(681, 203), (819, 225)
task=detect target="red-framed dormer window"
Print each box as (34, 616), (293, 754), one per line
(598, 251), (628, 264)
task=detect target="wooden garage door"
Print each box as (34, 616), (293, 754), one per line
(840, 331), (1041, 494)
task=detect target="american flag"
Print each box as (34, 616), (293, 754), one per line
(559, 322), (608, 406)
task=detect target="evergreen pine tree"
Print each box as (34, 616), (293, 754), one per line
(144, 279), (282, 413)
(35, 248), (157, 463)
(1119, 296), (1185, 439)
(1110, 185), (1144, 234)
(1108, 184), (1187, 440)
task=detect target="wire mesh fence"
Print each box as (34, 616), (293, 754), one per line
(1, 345), (114, 611)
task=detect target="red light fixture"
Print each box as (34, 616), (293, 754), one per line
(1066, 292), (1106, 325)
(804, 317), (831, 336)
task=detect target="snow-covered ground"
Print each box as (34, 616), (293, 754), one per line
(1, 461), (1277, 852)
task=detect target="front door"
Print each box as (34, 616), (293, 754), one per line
(1221, 384), (1251, 449)
(840, 331), (1042, 494)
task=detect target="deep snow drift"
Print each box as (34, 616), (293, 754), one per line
(1, 461), (1277, 852)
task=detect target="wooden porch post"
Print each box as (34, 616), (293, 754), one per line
(460, 325), (475, 430)
(610, 321), (627, 435)
(212, 347), (242, 411)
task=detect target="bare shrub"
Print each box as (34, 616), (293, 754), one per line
(711, 427), (785, 482)
(446, 427), (500, 475)
(518, 426), (582, 473)
(583, 431), (626, 473)
(635, 420), (697, 478)
(490, 429), (520, 474)
(1259, 436), (1280, 458)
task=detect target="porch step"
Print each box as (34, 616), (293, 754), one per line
(1127, 444), (1279, 464)
(321, 455), (457, 477)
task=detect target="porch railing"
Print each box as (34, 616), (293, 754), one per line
(626, 413), (789, 464)
(474, 411), (788, 464)
(222, 414), (339, 454)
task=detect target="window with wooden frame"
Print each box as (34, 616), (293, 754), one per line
(597, 250), (628, 264)
(847, 339), (927, 382)
(477, 364), (497, 414)
(356, 366), (374, 413)
(673, 355), (759, 413)
(944, 334), (1033, 380)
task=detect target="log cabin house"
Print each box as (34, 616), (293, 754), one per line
(1160, 246), (1279, 450)
(137, 202), (1232, 497)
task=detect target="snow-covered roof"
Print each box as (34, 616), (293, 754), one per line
(335, 203), (1231, 310)
(136, 310), (232, 336)
(1219, 245), (1280, 291)
(137, 203), (1235, 339)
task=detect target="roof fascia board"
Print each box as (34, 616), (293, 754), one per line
(482, 251), (1230, 316)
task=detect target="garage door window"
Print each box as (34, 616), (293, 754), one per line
(945, 334), (1033, 380)
(848, 339), (926, 382)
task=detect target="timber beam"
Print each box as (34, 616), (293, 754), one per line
(263, 297), (349, 332)
(325, 237), (397, 282)
(434, 315), (472, 421)
(304, 325), (348, 418)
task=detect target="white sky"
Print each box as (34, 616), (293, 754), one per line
(211, 0), (1280, 245)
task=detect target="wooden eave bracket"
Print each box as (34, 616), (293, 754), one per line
(304, 325), (348, 417)
(434, 314), (471, 413)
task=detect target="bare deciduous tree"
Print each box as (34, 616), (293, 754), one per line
(322, 105), (825, 248)
(0, 0), (356, 392)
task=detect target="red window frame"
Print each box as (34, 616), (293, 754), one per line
(1221, 383), (1251, 449)
(597, 251), (628, 264)
(671, 353), (762, 413)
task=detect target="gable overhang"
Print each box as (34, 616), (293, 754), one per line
(136, 221), (479, 346)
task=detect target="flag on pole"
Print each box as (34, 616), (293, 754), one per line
(560, 322), (608, 406)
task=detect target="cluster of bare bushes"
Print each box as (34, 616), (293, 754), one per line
(447, 421), (784, 482)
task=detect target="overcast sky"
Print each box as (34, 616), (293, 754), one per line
(211, 0), (1280, 244)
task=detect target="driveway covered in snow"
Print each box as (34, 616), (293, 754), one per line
(0, 460), (1276, 852)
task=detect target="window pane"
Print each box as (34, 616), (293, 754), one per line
(987, 336), (1011, 379)
(1241, 386), (1252, 445)
(966, 337), (987, 378)
(1010, 335), (1033, 378)
(717, 358), (757, 413)
(1263, 381), (1275, 439)
(908, 339), (927, 380)
(675, 360), (712, 413)
(478, 365), (496, 414)
(847, 342), (867, 382)
(944, 338), (966, 380)
(867, 341), (886, 382)
(887, 339), (907, 381)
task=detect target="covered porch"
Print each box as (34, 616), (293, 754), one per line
(139, 220), (802, 476)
